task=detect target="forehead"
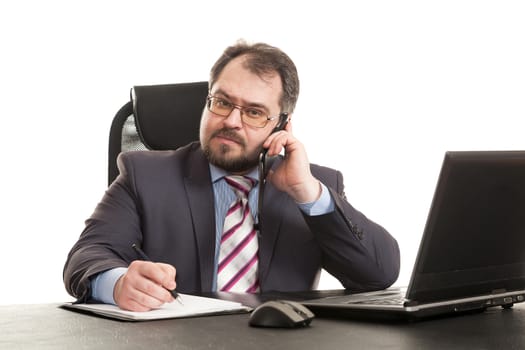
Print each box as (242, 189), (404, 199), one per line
(211, 56), (282, 109)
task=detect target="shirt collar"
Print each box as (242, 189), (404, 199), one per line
(209, 163), (259, 185)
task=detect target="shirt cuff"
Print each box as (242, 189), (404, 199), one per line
(91, 267), (128, 305)
(297, 183), (335, 216)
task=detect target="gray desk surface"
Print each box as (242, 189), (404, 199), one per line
(2, 302), (525, 349)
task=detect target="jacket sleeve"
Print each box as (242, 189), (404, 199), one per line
(304, 168), (400, 292)
(62, 153), (144, 302)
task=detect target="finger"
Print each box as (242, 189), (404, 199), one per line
(135, 261), (171, 286)
(126, 286), (167, 311)
(137, 274), (173, 301)
(263, 130), (279, 149)
(157, 263), (177, 290)
(264, 131), (288, 156)
(121, 299), (152, 312)
(129, 261), (174, 301)
(115, 283), (154, 312)
(114, 271), (169, 311)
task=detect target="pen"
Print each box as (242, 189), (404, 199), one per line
(131, 243), (183, 305)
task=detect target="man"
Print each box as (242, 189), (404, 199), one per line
(64, 41), (400, 312)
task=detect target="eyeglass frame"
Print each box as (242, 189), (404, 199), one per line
(206, 95), (284, 128)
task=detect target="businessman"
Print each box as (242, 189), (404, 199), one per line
(64, 40), (400, 311)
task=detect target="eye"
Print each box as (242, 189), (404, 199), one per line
(214, 97), (232, 109)
(244, 108), (265, 119)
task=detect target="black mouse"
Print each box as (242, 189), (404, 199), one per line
(249, 300), (315, 328)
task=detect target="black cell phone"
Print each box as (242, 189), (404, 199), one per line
(259, 112), (289, 181)
(272, 112), (289, 134)
(256, 112), (289, 231)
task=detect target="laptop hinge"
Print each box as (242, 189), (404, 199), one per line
(404, 300), (418, 307)
(492, 288), (506, 294)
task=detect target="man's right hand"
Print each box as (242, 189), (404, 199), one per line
(113, 260), (177, 311)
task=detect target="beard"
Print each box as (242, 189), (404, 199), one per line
(202, 128), (263, 173)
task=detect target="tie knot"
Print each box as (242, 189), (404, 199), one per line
(224, 175), (255, 198)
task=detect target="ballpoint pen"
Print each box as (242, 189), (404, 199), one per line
(131, 243), (184, 305)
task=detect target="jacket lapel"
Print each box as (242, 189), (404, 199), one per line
(183, 146), (216, 291)
(257, 158), (287, 287)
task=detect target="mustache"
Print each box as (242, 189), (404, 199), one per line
(210, 128), (245, 146)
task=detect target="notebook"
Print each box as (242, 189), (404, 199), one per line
(62, 293), (250, 321)
(302, 151), (525, 320)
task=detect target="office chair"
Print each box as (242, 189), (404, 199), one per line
(108, 81), (209, 185)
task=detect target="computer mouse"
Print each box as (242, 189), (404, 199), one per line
(249, 300), (315, 328)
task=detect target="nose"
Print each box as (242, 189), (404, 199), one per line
(223, 106), (244, 128)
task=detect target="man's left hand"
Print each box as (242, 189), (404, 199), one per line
(263, 120), (321, 203)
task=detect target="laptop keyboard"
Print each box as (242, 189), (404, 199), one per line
(302, 288), (408, 307)
(351, 296), (406, 305)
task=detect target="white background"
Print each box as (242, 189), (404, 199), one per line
(1, 1), (524, 305)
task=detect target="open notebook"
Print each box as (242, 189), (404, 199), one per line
(62, 293), (250, 321)
(302, 150), (525, 320)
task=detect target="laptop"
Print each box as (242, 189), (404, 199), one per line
(302, 150), (525, 320)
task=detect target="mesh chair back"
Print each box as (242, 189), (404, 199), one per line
(108, 81), (208, 185)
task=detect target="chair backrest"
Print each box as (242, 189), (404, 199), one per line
(108, 81), (209, 185)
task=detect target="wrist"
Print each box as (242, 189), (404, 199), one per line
(292, 178), (322, 204)
(91, 267), (127, 305)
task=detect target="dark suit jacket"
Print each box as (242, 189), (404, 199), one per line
(64, 142), (400, 302)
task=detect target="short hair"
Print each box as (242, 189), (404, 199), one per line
(209, 40), (300, 114)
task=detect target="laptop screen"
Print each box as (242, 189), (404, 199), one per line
(407, 151), (525, 303)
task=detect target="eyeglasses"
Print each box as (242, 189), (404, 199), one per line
(206, 96), (280, 128)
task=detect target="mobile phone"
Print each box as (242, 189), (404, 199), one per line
(259, 112), (289, 181)
(257, 113), (289, 231)
(271, 112), (289, 134)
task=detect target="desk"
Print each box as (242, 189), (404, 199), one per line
(2, 302), (525, 349)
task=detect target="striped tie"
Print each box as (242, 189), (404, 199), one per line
(217, 175), (260, 293)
